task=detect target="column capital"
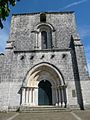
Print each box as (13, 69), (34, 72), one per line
(21, 86), (38, 89)
(59, 85), (67, 89)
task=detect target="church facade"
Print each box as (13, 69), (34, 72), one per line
(0, 12), (90, 111)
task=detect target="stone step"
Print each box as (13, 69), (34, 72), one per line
(20, 106), (71, 113)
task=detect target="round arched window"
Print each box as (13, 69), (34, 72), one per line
(35, 24), (54, 50)
(41, 31), (47, 49)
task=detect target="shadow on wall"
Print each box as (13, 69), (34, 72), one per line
(18, 88), (22, 105)
(70, 36), (84, 110)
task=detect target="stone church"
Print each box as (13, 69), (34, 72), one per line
(0, 11), (90, 111)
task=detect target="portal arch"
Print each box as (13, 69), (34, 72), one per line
(21, 62), (67, 107)
(23, 62), (65, 87)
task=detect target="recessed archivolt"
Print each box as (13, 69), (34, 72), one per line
(34, 23), (55, 32)
(23, 63), (65, 87)
(26, 70), (55, 87)
(31, 70), (58, 86)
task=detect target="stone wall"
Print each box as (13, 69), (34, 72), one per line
(10, 50), (74, 83)
(0, 12), (90, 111)
(9, 12), (79, 51)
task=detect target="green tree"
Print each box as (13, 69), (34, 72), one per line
(0, 0), (19, 29)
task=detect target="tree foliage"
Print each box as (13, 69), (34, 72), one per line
(0, 0), (19, 29)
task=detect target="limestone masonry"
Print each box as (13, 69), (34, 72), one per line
(0, 12), (90, 111)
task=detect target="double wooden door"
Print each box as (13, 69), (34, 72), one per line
(38, 80), (52, 105)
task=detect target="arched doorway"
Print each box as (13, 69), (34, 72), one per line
(38, 80), (52, 105)
(22, 63), (67, 107)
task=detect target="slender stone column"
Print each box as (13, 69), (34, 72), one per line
(25, 89), (26, 104)
(63, 87), (67, 108)
(31, 88), (34, 104)
(59, 88), (62, 107)
(36, 33), (39, 49)
(26, 88), (28, 105)
(22, 88), (25, 105)
(61, 87), (67, 108)
(32, 88), (35, 105)
(29, 88), (31, 105)
(39, 32), (42, 49)
(57, 88), (59, 106)
(52, 86), (55, 105)
(34, 88), (38, 106)
(55, 87), (59, 106)
(28, 88), (29, 103)
(66, 87), (68, 107)
(61, 87), (64, 107)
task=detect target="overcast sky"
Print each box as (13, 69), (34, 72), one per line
(0, 0), (90, 75)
